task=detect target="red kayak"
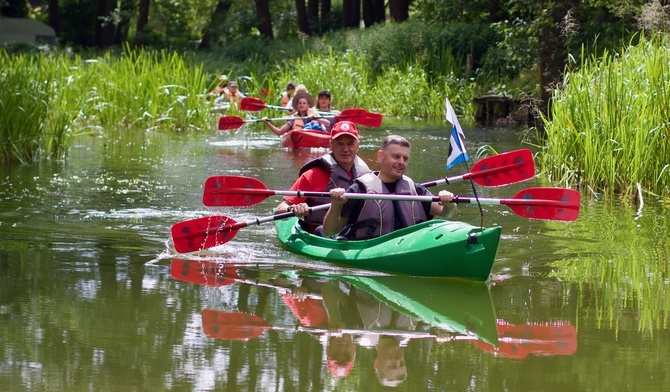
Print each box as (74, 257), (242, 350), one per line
(281, 130), (331, 149)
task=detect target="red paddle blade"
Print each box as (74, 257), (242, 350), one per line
(170, 258), (239, 286)
(218, 115), (245, 131)
(240, 97), (267, 112)
(171, 215), (239, 253)
(470, 149), (535, 187)
(203, 175), (269, 207)
(474, 321), (577, 359)
(335, 108), (365, 122)
(201, 310), (270, 341)
(509, 187), (581, 222)
(360, 111), (383, 127)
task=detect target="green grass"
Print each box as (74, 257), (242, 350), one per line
(536, 34), (670, 199)
(1, 46), (215, 164)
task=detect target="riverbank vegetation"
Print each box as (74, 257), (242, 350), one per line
(1, 48), (214, 164)
(536, 34), (670, 199)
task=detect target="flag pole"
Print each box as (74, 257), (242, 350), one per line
(444, 97), (484, 228)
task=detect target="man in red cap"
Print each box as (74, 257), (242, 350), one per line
(275, 121), (370, 234)
(322, 134), (456, 239)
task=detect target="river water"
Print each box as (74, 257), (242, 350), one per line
(1, 119), (669, 391)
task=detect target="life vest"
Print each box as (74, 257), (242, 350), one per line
(299, 154), (370, 228)
(348, 172), (428, 240)
(291, 109), (324, 132)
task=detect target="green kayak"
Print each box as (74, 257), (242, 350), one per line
(275, 217), (502, 281)
(303, 273), (500, 345)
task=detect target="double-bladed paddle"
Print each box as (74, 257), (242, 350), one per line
(218, 109), (382, 131)
(201, 309), (577, 355)
(240, 97), (384, 128)
(202, 149), (536, 207)
(241, 97), (333, 115)
(173, 187), (579, 253)
(202, 180), (580, 219)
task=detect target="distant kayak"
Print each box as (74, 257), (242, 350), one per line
(281, 129), (331, 149)
(275, 217), (502, 281)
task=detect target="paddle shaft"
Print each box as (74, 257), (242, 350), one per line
(259, 103), (332, 116)
(174, 203), (330, 239)
(203, 310), (482, 341)
(210, 188), (571, 207)
(218, 108), (377, 131)
(241, 97), (331, 114)
(217, 275), (324, 299)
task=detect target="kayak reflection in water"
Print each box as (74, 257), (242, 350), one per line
(278, 275), (421, 384)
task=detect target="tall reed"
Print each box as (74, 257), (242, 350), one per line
(0, 51), (83, 164)
(247, 49), (474, 120)
(539, 34), (670, 199)
(1, 47), (215, 164)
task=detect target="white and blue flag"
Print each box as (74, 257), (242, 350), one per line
(445, 96), (469, 171)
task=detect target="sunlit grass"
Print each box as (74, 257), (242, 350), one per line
(239, 49), (475, 120)
(1, 46), (215, 164)
(537, 34), (670, 199)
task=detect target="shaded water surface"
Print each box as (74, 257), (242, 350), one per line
(1, 120), (669, 391)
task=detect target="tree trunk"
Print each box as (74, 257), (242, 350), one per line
(372, 0), (385, 24)
(136, 0), (150, 46)
(95, 0), (115, 48)
(538, 0), (573, 117)
(320, 0), (331, 19)
(363, 0), (386, 27)
(308, 0), (318, 19)
(489, 0), (503, 23)
(48, 0), (60, 36)
(307, 0), (319, 33)
(362, 0), (373, 27)
(200, 0), (234, 49)
(296, 0), (311, 35)
(389, 0), (410, 22)
(342, 0), (360, 28)
(254, 0), (273, 39)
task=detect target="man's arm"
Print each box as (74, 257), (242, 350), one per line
(276, 168), (331, 215)
(322, 188), (349, 236)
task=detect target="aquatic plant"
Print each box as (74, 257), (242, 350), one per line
(538, 34), (670, 199)
(1, 47), (215, 164)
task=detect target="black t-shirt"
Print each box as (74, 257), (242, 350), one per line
(340, 181), (434, 229)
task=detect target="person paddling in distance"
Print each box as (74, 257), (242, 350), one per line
(280, 81), (296, 107)
(275, 121), (370, 234)
(285, 84), (309, 111)
(316, 89), (340, 131)
(263, 92), (330, 136)
(207, 74), (229, 100)
(321, 134), (456, 239)
(221, 81), (246, 107)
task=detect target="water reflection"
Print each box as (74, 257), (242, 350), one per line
(171, 258), (578, 386)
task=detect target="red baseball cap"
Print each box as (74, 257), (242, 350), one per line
(330, 121), (359, 140)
